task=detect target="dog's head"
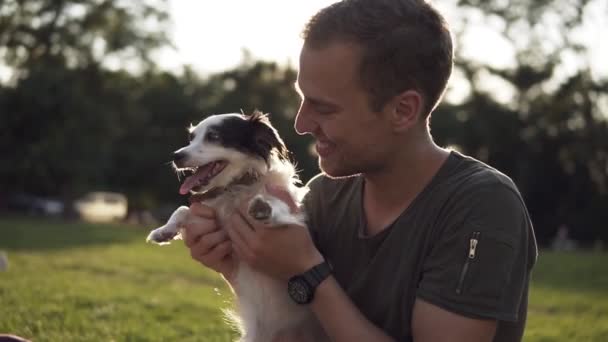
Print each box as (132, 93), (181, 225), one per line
(173, 111), (289, 195)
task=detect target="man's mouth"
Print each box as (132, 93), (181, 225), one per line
(179, 161), (227, 195)
(315, 139), (335, 158)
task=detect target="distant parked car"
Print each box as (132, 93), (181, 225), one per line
(34, 197), (64, 216)
(73, 192), (128, 223)
(5, 193), (64, 216)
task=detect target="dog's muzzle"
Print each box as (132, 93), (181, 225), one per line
(173, 151), (188, 168)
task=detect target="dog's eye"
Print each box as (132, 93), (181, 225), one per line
(206, 131), (220, 142)
(189, 132), (195, 141)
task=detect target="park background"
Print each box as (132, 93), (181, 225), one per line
(1, 0), (607, 340)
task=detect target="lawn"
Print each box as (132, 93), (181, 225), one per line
(1, 217), (607, 341)
(0, 217), (236, 341)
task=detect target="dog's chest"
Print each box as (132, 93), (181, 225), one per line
(234, 264), (312, 340)
(199, 183), (264, 217)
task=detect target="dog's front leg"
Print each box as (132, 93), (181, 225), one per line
(247, 195), (304, 226)
(146, 206), (190, 245)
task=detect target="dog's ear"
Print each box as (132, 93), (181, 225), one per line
(248, 110), (290, 163)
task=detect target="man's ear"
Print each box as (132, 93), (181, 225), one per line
(389, 90), (424, 132)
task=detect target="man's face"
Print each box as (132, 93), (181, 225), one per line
(294, 42), (394, 178)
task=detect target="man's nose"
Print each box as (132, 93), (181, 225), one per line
(294, 104), (315, 135)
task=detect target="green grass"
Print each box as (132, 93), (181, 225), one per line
(1, 217), (607, 341)
(525, 250), (608, 342)
(0, 217), (237, 341)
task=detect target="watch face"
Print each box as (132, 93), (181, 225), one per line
(288, 277), (311, 304)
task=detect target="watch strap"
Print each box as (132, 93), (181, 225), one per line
(301, 260), (332, 289)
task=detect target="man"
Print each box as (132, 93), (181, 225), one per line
(184, 0), (538, 341)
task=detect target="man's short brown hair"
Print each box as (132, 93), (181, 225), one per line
(302, 0), (453, 116)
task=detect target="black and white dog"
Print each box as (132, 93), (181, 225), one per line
(147, 111), (323, 342)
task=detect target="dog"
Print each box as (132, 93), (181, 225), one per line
(146, 111), (325, 342)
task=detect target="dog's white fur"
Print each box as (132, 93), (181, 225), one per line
(147, 113), (325, 342)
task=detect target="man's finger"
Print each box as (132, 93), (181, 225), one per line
(200, 240), (232, 264)
(183, 217), (218, 247)
(230, 237), (245, 259)
(184, 231), (200, 248)
(195, 229), (229, 254)
(226, 214), (255, 254)
(189, 203), (217, 218)
(233, 211), (258, 236)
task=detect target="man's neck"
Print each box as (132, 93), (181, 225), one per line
(361, 140), (450, 235)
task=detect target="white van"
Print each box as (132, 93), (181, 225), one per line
(74, 192), (128, 223)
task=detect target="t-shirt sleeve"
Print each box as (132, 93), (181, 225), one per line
(416, 184), (534, 322)
(302, 174), (325, 246)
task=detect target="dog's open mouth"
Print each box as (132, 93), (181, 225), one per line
(179, 161), (227, 195)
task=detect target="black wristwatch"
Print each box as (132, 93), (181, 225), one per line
(287, 260), (333, 305)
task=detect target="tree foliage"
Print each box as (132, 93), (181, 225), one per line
(432, 0), (608, 243)
(0, 0), (169, 75)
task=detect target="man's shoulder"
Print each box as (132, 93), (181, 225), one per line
(436, 152), (533, 243)
(431, 151), (530, 226)
(447, 151), (522, 197)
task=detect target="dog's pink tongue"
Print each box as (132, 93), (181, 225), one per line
(179, 163), (213, 195)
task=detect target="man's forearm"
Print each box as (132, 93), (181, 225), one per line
(310, 276), (395, 342)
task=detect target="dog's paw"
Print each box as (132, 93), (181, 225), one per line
(146, 228), (178, 245)
(248, 196), (272, 221)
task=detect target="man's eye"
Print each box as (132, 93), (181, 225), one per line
(206, 131), (220, 142)
(314, 105), (336, 115)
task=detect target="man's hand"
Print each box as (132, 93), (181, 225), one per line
(225, 187), (323, 280)
(184, 203), (237, 284)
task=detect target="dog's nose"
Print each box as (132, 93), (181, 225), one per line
(173, 151), (187, 165)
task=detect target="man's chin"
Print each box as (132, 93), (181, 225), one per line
(318, 159), (358, 179)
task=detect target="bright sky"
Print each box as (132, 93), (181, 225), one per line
(157, 0), (608, 81)
(156, 0), (341, 74)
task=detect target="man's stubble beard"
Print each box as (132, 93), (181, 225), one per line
(318, 151), (383, 180)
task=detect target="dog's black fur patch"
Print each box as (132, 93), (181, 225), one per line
(209, 111), (290, 164)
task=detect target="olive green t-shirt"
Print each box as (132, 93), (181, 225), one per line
(303, 151), (538, 342)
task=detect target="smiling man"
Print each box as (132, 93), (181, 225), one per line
(184, 1), (538, 341)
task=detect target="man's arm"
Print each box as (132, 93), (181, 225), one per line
(310, 275), (395, 342)
(308, 276), (497, 342)
(412, 299), (497, 342)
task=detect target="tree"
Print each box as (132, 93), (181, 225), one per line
(0, 0), (171, 202)
(432, 0), (608, 244)
(0, 0), (170, 78)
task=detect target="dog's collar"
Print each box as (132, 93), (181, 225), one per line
(189, 171), (261, 203)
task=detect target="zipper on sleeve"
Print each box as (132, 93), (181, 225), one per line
(456, 231), (480, 295)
